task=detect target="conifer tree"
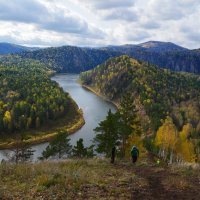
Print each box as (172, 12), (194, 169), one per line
(94, 109), (119, 157)
(41, 130), (72, 159)
(72, 138), (87, 158)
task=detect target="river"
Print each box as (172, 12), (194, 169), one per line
(0, 74), (116, 161)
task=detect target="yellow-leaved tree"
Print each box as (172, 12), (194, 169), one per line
(3, 110), (12, 131)
(155, 116), (178, 163)
(176, 123), (196, 163)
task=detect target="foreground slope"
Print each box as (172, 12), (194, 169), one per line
(0, 157), (199, 200)
(80, 55), (200, 131)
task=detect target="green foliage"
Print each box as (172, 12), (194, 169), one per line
(72, 138), (95, 158)
(93, 109), (120, 157)
(10, 134), (35, 163)
(18, 47), (120, 73)
(94, 98), (142, 158)
(41, 131), (72, 159)
(80, 56), (200, 131)
(0, 57), (78, 134)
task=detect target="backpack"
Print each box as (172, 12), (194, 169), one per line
(131, 146), (139, 157)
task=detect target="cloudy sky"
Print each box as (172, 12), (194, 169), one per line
(0, 0), (199, 48)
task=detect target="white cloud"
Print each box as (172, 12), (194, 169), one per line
(0, 0), (199, 48)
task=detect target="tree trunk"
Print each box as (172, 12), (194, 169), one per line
(169, 149), (173, 164)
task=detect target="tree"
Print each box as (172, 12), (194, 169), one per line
(118, 92), (141, 157)
(10, 134), (34, 164)
(3, 111), (12, 131)
(94, 109), (119, 157)
(41, 131), (72, 159)
(72, 138), (87, 158)
(155, 116), (178, 163)
(176, 124), (196, 163)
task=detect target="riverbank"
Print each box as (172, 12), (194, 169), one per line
(81, 84), (119, 109)
(0, 109), (85, 150)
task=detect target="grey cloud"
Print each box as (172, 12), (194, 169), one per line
(125, 30), (150, 41)
(88, 0), (135, 10)
(0, 0), (46, 23)
(0, 0), (106, 38)
(104, 8), (138, 22)
(141, 21), (160, 29)
(148, 0), (200, 21)
(184, 31), (200, 43)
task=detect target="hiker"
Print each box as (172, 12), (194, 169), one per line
(111, 146), (116, 164)
(131, 146), (139, 163)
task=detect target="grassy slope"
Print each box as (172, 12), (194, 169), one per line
(0, 156), (200, 199)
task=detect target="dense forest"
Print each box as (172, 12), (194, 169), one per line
(80, 55), (200, 162)
(4, 41), (198, 74)
(0, 57), (80, 135)
(103, 43), (200, 74)
(19, 46), (120, 73)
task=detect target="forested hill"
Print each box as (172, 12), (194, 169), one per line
(80, 55), (200, 131)
(19, 46), (120, 73)
(0, 41), (196, 74)
(102, 42), (200, 74)
(0, 57), (81, 135)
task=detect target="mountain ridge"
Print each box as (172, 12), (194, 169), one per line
(0, 42), (39, 55)
(0, 41), (200, 74)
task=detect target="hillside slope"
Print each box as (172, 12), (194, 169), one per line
(80, 55), (200, 131)
(0, 157), (199, 200)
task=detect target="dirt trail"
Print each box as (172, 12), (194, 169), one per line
(129, 155), (200, 200)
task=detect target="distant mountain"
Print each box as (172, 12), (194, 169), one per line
(104, 41), (188, 53)
(19, 46), (120, 73)
(0, 41), (199, 74)
(0, 43), (39, 55)
(102, 41), (200, 73)
(137, 41), (188, 52)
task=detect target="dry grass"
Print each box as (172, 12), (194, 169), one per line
(1, 157), (200, 200)
(0, 158), (140, 200)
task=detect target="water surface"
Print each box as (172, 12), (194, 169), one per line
(0, 74), (116, 161)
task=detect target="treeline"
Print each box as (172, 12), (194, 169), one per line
(18, 46), (120, 73)
(103, 45), (200, 74)
(0, 58), (78, 134)
(80, 55), (200, 162)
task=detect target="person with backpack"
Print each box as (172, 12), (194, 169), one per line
(131, 146), (139, 163)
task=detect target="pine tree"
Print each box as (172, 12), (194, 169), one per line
(72, 138), (87, 158)
(93, 109), (119, 157)
(10, 134), (34, 164)
(118, 92), (141, 157)
(41, 130), (72, 159)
